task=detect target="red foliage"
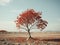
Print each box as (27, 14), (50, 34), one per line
(15, 9), (48, 30)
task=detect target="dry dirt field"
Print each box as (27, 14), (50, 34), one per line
(0, 32), (60, 45)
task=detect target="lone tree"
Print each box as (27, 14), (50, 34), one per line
(15, 9), (48, 39)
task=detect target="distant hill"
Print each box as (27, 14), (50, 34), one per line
(0, 30), (7, 32)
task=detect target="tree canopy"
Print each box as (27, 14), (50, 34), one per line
(15, 9), (48, 31)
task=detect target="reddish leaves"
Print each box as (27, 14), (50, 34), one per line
(15, 9), (48, 31)
(37, 19), (48, 30)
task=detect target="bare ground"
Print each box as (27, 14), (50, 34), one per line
(0, 32), (60, 45)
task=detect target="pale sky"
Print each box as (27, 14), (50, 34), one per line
(0, 0), (60, 32)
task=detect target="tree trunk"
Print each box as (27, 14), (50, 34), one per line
(28, 29), (32, 39)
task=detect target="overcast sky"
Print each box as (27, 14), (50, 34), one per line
(0, 0), (60, 32)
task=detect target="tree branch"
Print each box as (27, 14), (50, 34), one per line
(20, 26), (28, 31)
(30, 21), (38, 29)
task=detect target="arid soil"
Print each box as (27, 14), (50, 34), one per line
(0, 32), (60, 45)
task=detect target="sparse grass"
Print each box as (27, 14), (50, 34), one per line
(0, 37), (60, 45)
(0, 32), (60, 45)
